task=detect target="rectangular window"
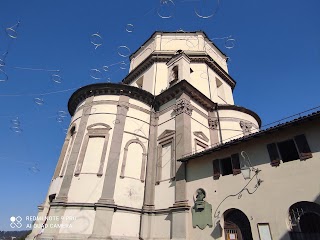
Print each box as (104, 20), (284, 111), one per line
(257, 223), (273, 240)
(81, 137), (104, 173)
(267, 134), (312, 166)
(156, 139), (175, 184)
(213, 159), (220, 180)
(278, 139), (299, 163)
(221, 157), (233, 176)
(213, 153), (241, 179)
(161, 142), (172, 180)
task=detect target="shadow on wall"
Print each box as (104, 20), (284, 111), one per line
(210, 221), (222, 239)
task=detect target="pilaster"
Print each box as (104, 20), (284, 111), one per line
(89, 95), (129, 239)
(55, 96), (94, 203)
(172, 93), (192, 240)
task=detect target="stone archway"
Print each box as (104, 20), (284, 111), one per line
(224, 209), (253, 240)
(289, 201), (320, 239)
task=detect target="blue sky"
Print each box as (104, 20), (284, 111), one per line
(0, 0), (319, 231)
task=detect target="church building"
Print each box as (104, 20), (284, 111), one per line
(27, 31), (320, 240)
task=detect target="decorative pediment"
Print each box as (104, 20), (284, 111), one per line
(193, 131), (209, 142)
(87, 123), (112, 135)
(87, 123), (112, 130)
(158, 129), (175, 141)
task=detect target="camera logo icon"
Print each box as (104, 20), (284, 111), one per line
(10, 216), (22, 229)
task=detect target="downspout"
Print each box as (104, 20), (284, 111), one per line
(216, 104), (223, 144)
(139, 95), (157, 240)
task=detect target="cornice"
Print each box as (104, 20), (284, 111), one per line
(155, 80), (217, 112)
(218, 104), (261, 127)
(122, 53), (236, 90)
(68, 80), (217, 116)
(129, 31), (227, 60)
(68, 83), (154, 116)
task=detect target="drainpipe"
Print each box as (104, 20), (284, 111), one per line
(216, 104), (223, 144)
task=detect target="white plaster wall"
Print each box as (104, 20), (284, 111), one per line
(124, 117), (150, 139)
(189, 63), (211, 99)
(158, 110), (175, 127)
(68, 102), (117, 203)
(190, 100), (208, 118)
(153, 214), (172, 239)
(161, 142), (172, 180)
(81, 137), (104, 173)
(110, 212), (140, 238)
(155, 180), (175, 209)
(219, 121), (244, 143)
(126, 108), (150, 124)
(89, 105), (118, 119)
(71, 109), (83, 123)
(129, 98), (151, 111)
(203, 41), (228, 73)
(125, 142), (144, 179)
(130, 65), (156, 93)
(130, 40), (155, 70)
(155, 106), (176, 209)
(76, 100), (86, 111)
(40, 206), (65, 236)
(159, 99), (175, 112)
(190, 118), (210, 153)
(217, 109), (260, 142)
(207, 68), (234, 105)
(68, 175), (104, 203)
(93, 95), (119, 102)
(219, 109), (259, 129)
(59, 118), (82, 177)
(59, 208), (95, 235)
(114, 133), (147, 208)
(186, 123), (320, 240)
(48, 177), (63, 196)
(154, 62), (169, 95)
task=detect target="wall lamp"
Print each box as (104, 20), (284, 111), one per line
(240, 151), (261, 182)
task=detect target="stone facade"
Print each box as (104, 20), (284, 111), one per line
(27, 32), (320, 240)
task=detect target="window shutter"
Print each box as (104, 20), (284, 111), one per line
(231, 153), (241, 175)
(294, 134), (312, 160)
(213, 160), (220, 180)
(267, 143), (281, 166)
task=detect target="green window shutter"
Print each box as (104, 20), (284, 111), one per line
(294, 134), (313, 160)
(267, 143), (281, 166)
(231, 153), (241, 175)
(213, 160), (220, 180)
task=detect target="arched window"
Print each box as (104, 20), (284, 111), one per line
(224, 209), (253, 240)
(289, 201), (320, 239)
(120, 139), (147, 182)
(58, 125), (77, 177)
(169, 65), (179, 85)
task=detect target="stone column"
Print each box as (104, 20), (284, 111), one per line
(171, 93), (192, 240)
(89, 95), (129, 239)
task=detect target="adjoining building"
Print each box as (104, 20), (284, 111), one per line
(27, 31), (320, 240)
